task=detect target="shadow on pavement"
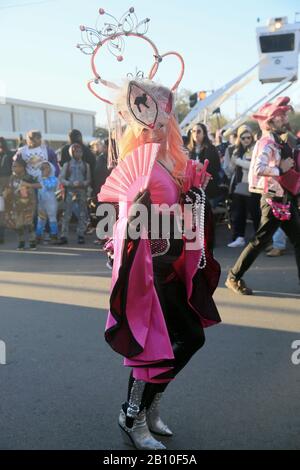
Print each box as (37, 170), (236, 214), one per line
(1, 297), (299, 450)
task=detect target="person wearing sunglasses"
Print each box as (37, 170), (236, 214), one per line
(187, 123), (222, 206)
(226, 125), (261, 248)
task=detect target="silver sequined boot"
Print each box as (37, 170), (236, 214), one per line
(119, 408), (166, 450)
(119, 379), (166, 450)
(147, 393), (173, 436)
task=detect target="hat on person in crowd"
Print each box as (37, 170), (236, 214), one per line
(252, 96), (293, 129)
(237, 125), (253, 139)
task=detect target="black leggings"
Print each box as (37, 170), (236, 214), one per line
(127, 271), (205, 409)
(231, 195), (300, 280)
(231, 192), (261, 239)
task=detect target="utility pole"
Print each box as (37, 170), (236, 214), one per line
(235, 94), (238, 118)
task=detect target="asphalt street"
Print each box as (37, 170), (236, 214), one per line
(0, 226), (299, 450)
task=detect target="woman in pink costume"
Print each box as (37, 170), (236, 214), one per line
(101, 81), (221, 450)
(78, 7), (221, 450)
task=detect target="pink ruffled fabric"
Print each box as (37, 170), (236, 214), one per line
(104, 162), (220, 383)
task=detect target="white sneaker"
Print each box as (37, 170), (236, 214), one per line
(227, 237), (246, 248)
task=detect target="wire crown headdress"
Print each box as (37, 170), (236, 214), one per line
(77, 6), (185, 105)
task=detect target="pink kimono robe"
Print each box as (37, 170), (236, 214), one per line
(104, 162), (221, 383)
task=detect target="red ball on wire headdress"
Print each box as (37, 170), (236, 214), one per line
(77, 7), (185, 131)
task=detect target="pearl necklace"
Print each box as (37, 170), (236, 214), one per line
(185, 187), (207, 269)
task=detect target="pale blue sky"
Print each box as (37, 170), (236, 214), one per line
(0, 0), (299, 125)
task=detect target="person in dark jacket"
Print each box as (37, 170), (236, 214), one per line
(215, 129), (229, 159)
(225, 125), (261, 248)
(0, 137), (14, 242)
(187, 123), (222, 206)
(89, 139), (111, 243)
(60, 129), (95, 182)
(89, 139), (111, 197)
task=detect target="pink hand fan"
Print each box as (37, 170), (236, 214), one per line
(183, 159), (211, 192)
(98, 143), (160, 203)
(194, 159), (210, 187)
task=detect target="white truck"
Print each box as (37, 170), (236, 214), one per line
(180, 15), (300, 134)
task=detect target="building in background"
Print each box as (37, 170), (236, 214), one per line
(0, 97), (96, 150)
